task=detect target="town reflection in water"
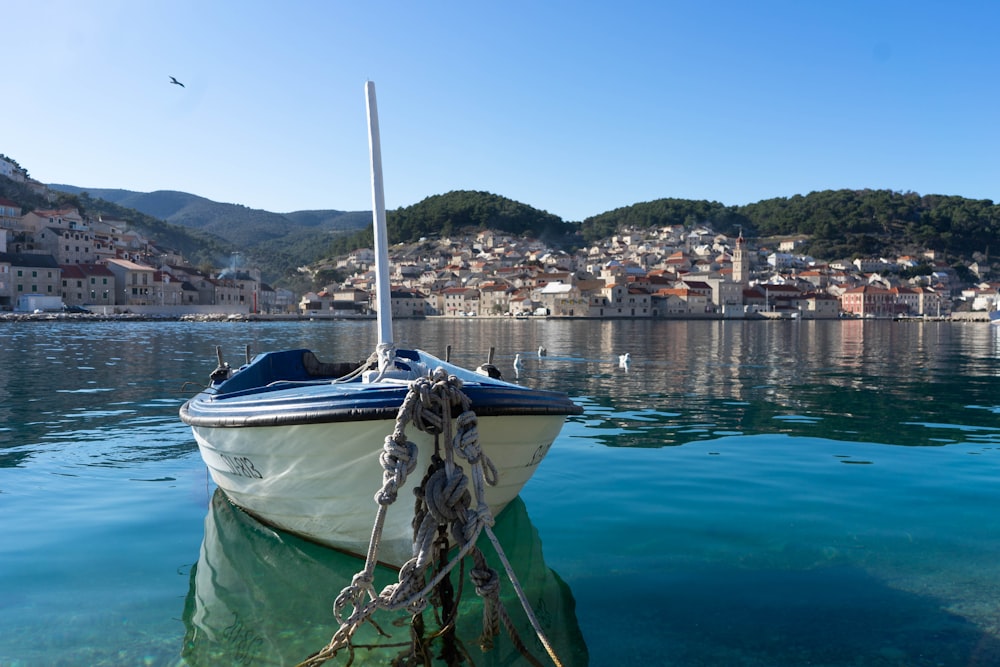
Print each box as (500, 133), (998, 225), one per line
(415, 319), (1000, 450)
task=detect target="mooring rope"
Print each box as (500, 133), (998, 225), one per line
(297, 367), (563, 667)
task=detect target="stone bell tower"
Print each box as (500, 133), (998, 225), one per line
(731, 230), (748, 285)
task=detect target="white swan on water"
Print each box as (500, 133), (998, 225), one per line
(618, 352), (630, 370)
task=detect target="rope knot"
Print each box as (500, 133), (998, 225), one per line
(453, 411), (481, 461)
(382, 559), (428, 614)
(375, 435), (417, 504)
(469, 565), (500, 597)
(423, 465), (471, 524)
(379, 434), (417, 476)
(461, 506), (495, 544)
(350, 570), (374, 589)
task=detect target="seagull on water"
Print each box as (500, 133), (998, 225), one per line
(169, 76), (185, 87)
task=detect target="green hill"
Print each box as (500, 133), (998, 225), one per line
(325, 190), (579, 257)
(580, 198), (742, 243)
(579, 189), (1000, 267)
(739, 189), (1000, 261)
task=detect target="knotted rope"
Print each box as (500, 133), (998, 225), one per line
(297, 367), (562, 667)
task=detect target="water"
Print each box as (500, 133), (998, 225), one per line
(2, 319), (1000, 666)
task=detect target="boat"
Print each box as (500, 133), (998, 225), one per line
(179, 81), (581, 567)
(181, 489), (589, 666)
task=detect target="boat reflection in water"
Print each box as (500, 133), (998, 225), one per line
(182, 489), (588, 666)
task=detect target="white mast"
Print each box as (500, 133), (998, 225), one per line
(365, 81), (394, 369)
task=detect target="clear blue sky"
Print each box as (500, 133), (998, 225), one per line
(5, 1), (1000, 222)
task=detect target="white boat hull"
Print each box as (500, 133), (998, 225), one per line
(191, 413), (565, 566)
(181, 84), (582, 570)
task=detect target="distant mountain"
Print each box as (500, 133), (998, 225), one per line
(47, 185), (371, 248)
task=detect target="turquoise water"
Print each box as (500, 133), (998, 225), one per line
(2, 319), (1000, 666)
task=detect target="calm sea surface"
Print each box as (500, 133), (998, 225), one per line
(2, 319), (1000, 666)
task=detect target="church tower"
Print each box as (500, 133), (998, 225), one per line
(732, 230), (748, 285)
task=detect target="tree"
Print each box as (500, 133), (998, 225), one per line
(313, 268), (345, 290)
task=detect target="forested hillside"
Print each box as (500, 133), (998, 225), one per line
(325, 190), (578, 257)
(580, 199), (745, 242)
(578, 189), (1000, 264)
(739, 190), (1000, 261)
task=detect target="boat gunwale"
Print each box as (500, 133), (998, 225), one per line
(179, 346), (582, 428)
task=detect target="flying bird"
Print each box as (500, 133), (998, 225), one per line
(169, 76), (185, 87)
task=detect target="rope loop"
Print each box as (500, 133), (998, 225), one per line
(481, 456), (500, 487)
(332, 573), (375, 626)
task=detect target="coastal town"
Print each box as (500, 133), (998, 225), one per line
(303, 226), (995, 321)
(1, 160), (998, 321)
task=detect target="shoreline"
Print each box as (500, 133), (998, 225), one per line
(0, 312), (991, 324)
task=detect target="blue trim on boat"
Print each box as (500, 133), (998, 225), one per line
(179, 347), (582, 428)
